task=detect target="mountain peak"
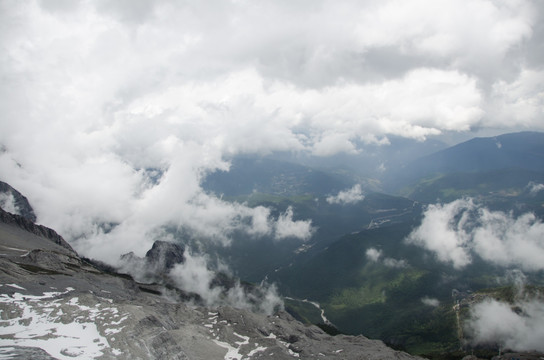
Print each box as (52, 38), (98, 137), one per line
(145, 240), (185, 271)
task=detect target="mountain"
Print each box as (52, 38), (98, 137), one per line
(203, 137), (450, 197)
(0, 189), (422, 359)
(265, 136), (448, 180)
(385, 132), (544, 192)
(405, 168), (544, 215)
(2, 131), (542, 359)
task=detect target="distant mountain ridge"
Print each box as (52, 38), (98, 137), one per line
(415, 131), (544, 173)
(385, 131), (544, 191)
(202, 157), (353, 196)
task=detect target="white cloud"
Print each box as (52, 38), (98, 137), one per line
(168, 250), (283, 314)
(169, 251), (222, 306)
(406, 199), (474, 269)
(528, 182), (544, 194)
(0, 0), (542, 264)
(274, 206), (314, 241)
(472, 211), (544, 272)
(486, 69), (544, 128)
(312, 133), (359, 157)
(366, 247), (383, 262)
(421, 297), (440, 307)
(327, 184), (365, 205)
(355, 0), (533, 65)
(466, 299), (544, 352)
(383, 258), (408, 268)
(407, 199), (544, 271)
(0, 192), (20, 215)
(365, 247), (407, 268)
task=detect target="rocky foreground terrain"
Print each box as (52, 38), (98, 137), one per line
(0, 200), (424, 359)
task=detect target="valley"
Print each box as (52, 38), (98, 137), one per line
(1, 131), (544, 359)
(0, 205), (424, 360)
(200, 132), (544, 358)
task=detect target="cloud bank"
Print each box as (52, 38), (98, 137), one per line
(0, 1), (543, 262)
(406, 199), (544, 271)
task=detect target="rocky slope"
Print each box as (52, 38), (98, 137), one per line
(0, 204), (424, 359)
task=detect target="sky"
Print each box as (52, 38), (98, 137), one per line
(1, 0), (544, 262)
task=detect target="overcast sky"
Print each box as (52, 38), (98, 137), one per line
(1, 0), (543, 261)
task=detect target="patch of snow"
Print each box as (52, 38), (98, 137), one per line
(247, 346), (267, 357)
(5, 284), (25, 290)
(104, 327), (124, 335)
(0, 289), (126, 360)
(213, 339), (243, 360)
(109, 315), (128, 326)
(233, 332), (250, 346)
(1, 246), (26, 252)
(278, 339), (300, 358)
(288, 348), (300, 357)
(212, 332), (262, 360)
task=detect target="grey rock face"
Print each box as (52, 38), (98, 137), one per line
(0, 346), (58, 360)
(0, 181), (37, 222)
(0, 207), (74, 253)
(118, 240), (186, 284)
(145, 240), (185, 271)
(0, 202), (425, 360)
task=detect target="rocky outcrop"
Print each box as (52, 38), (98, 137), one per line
(118, 240), (186, 284)
(0, 181), (37, 222)
(145, 240), (185, 270)
(0, 207), (74, 253)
